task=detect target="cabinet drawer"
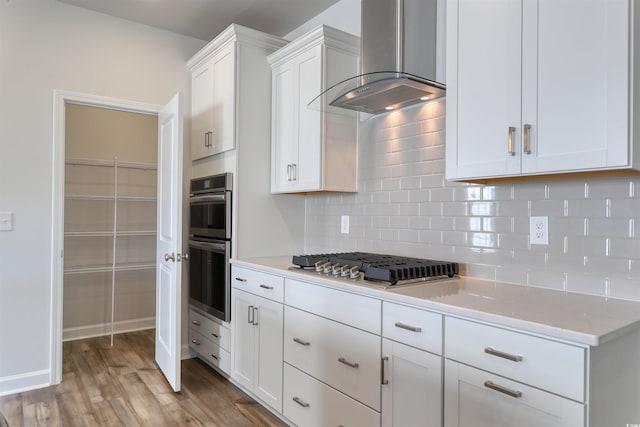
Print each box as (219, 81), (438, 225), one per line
(445, 317), (585, 401)
(189, 308), (231, 351)
(284, 306), (381, 410)
(232, 266), (284, 302)
(285, 278), (381, 334)
(444, 360), (585, 427)
(383, 302), (442, 354)
(189, 329), (231, 374)
(283, 363), (380, 427)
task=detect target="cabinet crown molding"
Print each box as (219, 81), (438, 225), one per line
(268, 24), (360, 67)
(188, 23), (286, 70)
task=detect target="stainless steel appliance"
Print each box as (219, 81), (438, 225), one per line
(290, 252), (458, 289)
(189, 173), (232, 322)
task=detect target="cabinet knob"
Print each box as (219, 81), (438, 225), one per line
(191, 320), (201, 326)
(191, 339), (200, 346)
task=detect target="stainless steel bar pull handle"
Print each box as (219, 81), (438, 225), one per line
(191, 339), (200, 345)
(191, 320), (201, 326)
(211, 332), (219, 338)
(235, 277), (247, 282)
(381, 356), (389, 385)
(394, 322), (422, 332)
(287, 164), (292, 181)
(292, 163), (297, 181)
(523, 124), (532, 154)
(484, 380), (522, 398)
(293, 337), (310, 346)
(252, 306), (258, 326)
(211, 353), (219, 360)
(484, 347), (523, 362)
(293, 397), (310, 408)
(507, 126), (516, 155)
(338, 357), (359, 369)
(247, 305), (253, 324)
(259, 284), (274, 290)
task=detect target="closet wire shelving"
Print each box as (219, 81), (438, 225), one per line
(64, 157), (157, 345)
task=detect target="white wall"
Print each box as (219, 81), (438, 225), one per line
(284, 0), (361, 40)
(0, 0), (205, 395)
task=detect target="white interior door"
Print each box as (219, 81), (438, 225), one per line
(156, 92), (184, 392)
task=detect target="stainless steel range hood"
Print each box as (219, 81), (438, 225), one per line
(310, 0), (445, 115)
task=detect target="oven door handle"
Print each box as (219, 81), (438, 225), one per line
(188, 240), (227, 252)
(189, 194), (227, 203)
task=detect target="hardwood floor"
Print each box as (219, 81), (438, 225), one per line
(0, 330), (288, 427)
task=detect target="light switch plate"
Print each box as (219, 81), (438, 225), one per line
(341, 215), (349, 234)
(0, 212), (13, 231)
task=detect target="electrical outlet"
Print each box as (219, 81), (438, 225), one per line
(530, 216), (549, 245)
(341, 215), (349, 234)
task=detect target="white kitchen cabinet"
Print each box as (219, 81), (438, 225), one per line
(381, 339), (442, 427)
(190, 42), (235, 160)
(284, 305), (381, 411)
(188, 307), (231, 374)
(269, 25), (359, 193)
(446, 0), (634, 180)
(444, 360), (584, 427)
(444, 316), (588, 427)
(381, 302), (443, 427)
(283, 363), (381, 427)
(231, 266), (284, 412)
(189, 25), (286, 161)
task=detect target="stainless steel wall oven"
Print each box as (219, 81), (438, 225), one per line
(188, 173), (232, 322)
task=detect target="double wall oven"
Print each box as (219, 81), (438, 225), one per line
(188, 173), (232, 322)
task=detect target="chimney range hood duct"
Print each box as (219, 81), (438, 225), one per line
(309, 0), (445, 116)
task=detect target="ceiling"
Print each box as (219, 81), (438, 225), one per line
(56, 0), (342, 41)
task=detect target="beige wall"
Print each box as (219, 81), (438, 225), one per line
(65, 104), (157, 163)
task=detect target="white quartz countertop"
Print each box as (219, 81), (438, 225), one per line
(231, 256), (640, 347)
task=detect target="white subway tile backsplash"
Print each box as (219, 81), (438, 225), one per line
(303, 100), (640, 302)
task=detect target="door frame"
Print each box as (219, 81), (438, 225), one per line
(51, 90), (162, 384)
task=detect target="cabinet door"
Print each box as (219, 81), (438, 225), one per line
(211, 43), (236, 155)
(521, 0), (629, 173)
(293, 45), (323, 192)
(446, 0), (522, 180)
(382, 339), (442, 427)
(271, 60), (298, 193)
(254, 295), (284, 412)
(231, 289), (254, 389)
(444, 360), (584, 427)
(191, 59), (214, 160)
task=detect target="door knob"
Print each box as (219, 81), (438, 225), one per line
(164, 253), (175, 262)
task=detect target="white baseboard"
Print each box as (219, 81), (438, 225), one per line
(62, 317), (155, 341)
(0, 369), (51, 397)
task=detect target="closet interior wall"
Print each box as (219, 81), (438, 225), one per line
(63, 103), (158, 343)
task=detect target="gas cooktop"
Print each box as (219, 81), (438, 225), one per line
(291, 252), (459, 287)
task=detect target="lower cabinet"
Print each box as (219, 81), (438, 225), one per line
(231, 288), (284, 412)
(283, 363), (381, 427)
(444, 360), (584, 427)
(381, 339), (442, 427)
(189, 307), (231, 374)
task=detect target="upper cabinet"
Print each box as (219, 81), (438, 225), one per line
(446, 0), (635, 181)
(269, 25), (360, 194)
(188, 25), (286, 161)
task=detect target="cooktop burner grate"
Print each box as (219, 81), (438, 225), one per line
(292, 252), (459, 285)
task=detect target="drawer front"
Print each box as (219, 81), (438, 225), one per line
(189, 329), (231, 374)
(232, 266), (284, 302)
(444, 360), (585, 427)
(190, 308), (231, 351)
(383, 301), (443, 354)
(284, 306), (381, 410)
(285, 278), (381, 334)
(445, 317), (585, 401)
(283, 363), (381, 427)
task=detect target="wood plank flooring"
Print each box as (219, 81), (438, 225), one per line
(0, 330), (288, 427)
